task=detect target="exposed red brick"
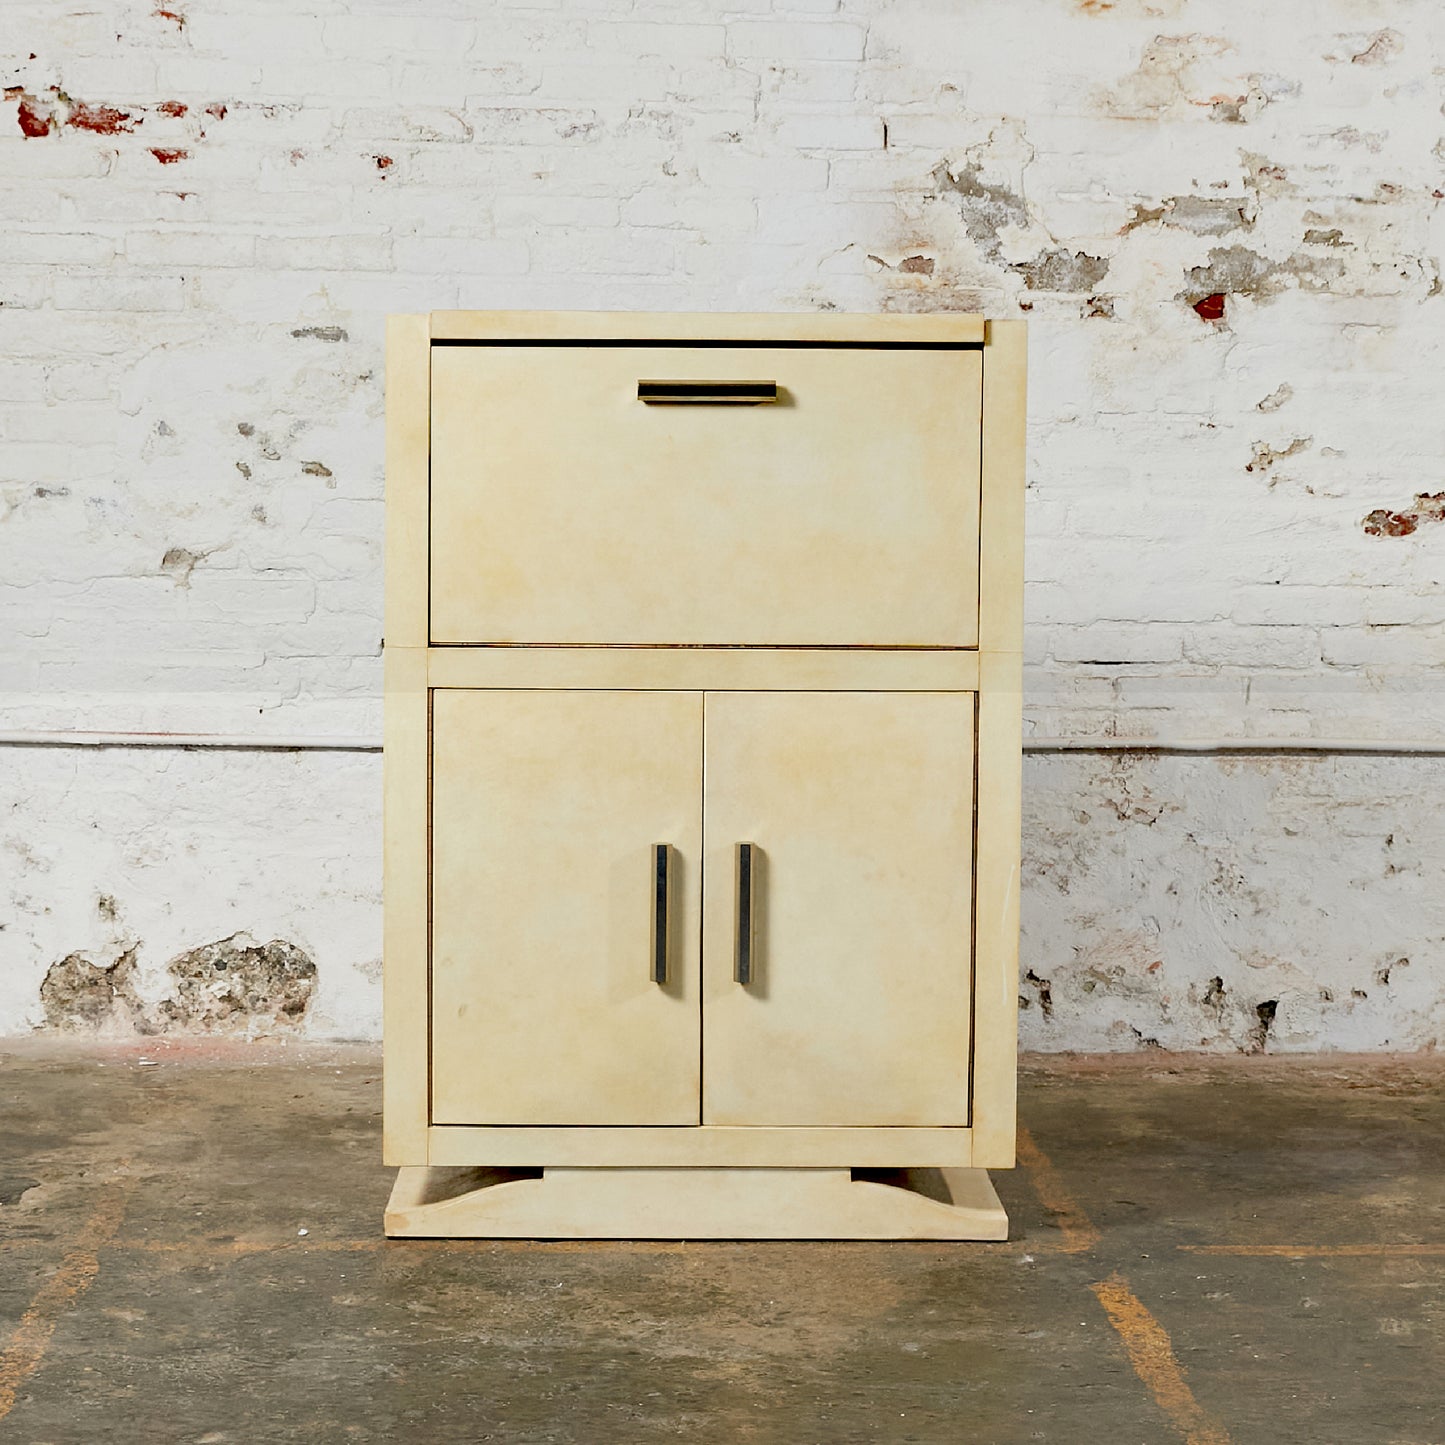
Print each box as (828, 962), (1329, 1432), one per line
(205, 102), (227, 119)
(17, 94), (54, 138)
(156, 100), (188, 117)
(374, 154), (393, 170)
(1192, 292), (1226, 321)
(154, 7), (186, 26)
(149, 146), (189, 164)
(67, 101), (138, 135)
(1362, 493), (1445, 538)
(1363, 510), (1418, 537)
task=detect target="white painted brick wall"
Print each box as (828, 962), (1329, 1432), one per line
(2, 0), (1443, 1046)
(1021, 754), (1445, 1053)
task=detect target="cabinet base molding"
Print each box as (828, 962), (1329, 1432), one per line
(385, 1165), (1009, 1241)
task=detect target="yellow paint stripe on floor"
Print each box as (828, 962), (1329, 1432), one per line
(0, 1175), (132, 1423)
(1016, 1125), (1101, 1253)
(1182, 1243), (1445, 1257)
(1091, 1272), (1232, 1445)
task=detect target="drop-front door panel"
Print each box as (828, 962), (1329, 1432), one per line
(429, 344), (983, 647)
(700, 691), (976, 1128)
(430, 689), (703, 1127)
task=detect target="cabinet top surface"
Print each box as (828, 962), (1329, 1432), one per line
(422, 310), (994, 345)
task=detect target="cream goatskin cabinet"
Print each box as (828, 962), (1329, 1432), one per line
(383, 311), (1025, 1240)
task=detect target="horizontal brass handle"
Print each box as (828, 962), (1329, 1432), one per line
(638, 380), (777, 405)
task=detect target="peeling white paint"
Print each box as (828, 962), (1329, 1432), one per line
(0, 748), (380, 1040)
(1022, 753), (1445, 1051)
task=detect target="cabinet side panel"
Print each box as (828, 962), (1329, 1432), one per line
(383, 646), (430, 1164)
(972, 665), (1021, 1166)
(978, 319), (1025, 657)
(384, 314), (433, 1164)
(385, 314), (430, 649)
(972, 320), (1026, 1167)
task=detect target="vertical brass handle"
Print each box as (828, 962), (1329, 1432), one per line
(651, 844), (671, 985)
(734, 842), (757, 986)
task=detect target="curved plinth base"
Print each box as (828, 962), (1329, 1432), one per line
(385, 1165), (1009, 1240)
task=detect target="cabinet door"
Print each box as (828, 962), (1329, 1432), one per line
(431, 690), (702, 1126)
(702, 692), (975, 1127)
(430, 345), (982, 647)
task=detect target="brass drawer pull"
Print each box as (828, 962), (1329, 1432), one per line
(651, 843), (671, 985)
(637, 380), (778, 405)
(734, 842), (757, 986)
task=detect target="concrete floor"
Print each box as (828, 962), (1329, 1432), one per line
(1, 1043), (1442, 1444)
